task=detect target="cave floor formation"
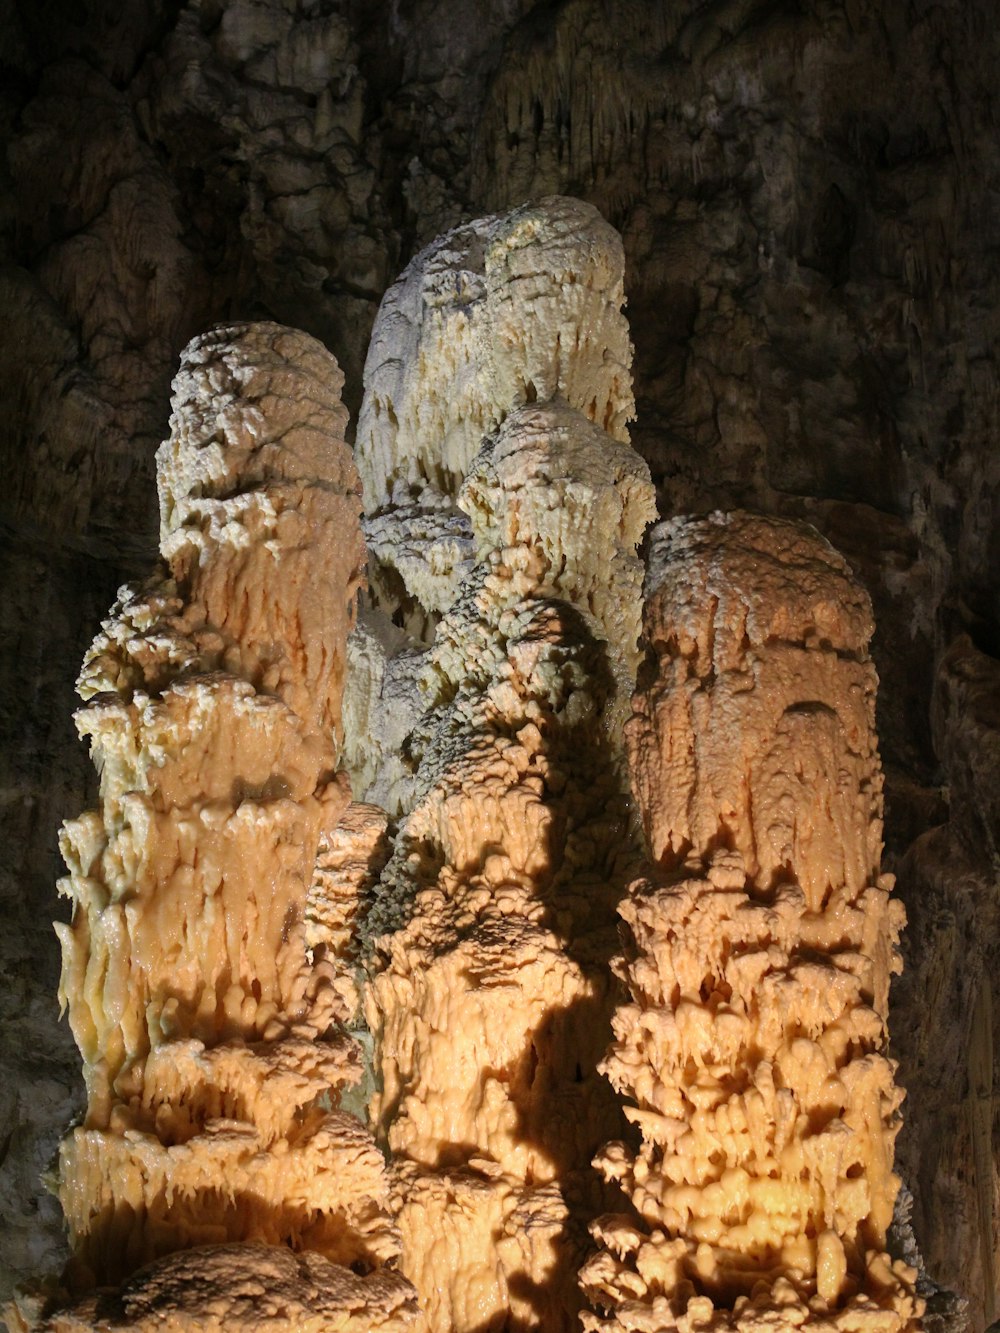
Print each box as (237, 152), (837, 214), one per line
(3, 3), (1000, 1331)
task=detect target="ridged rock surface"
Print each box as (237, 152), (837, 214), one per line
(2, 2), (999, 1327)
(358, 198), (656, 1331)
(12, 324), (420, 1332)
(581, 514), (922, 1332)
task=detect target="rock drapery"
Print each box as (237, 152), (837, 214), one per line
(15, 324), (420, 1331)
(355, 197), (656, 1331)
(342, 195), (642, 828)
(581, 512), (922, 1332)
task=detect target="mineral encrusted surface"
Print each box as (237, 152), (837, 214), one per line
(355, 197), (656, 1331)
(5, 5), (1000, 1321)
(16, 324), (420, 1332)
(581, 513), (923, 1332)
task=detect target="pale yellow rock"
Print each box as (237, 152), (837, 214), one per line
(344, 196), (641, 828)
(358, 201), (654, 1331)
(355, 195), (634, 521)
(343, 195), (639, 823)
(581, 512), (923, 1333)
(307, 800), (392, 1022)
(43, 323), (420, 1329)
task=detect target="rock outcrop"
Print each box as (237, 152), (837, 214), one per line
(582, 513), (923, 1332)
(343, 194), (639, 819)
(15, 324), (419, 1331)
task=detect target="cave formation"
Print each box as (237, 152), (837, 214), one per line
(2, 2), (999, 1332)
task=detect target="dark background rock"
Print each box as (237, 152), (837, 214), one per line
(1, 0), (998, 1325)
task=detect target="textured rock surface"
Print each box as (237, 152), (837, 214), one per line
(343, 193), (638, 815)
(359, 198), (656, 1330)
(11, 1245), (419, 1333)
(353, 193), (634, 641)
(13, 324), (419, 1330)
(3, 0), (1000, 1325)
(891, 637), (1000, 1332)
(581, 513), (921, 1331)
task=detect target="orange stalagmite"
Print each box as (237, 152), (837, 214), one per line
(23, 324), (420, 1332)
(581, 512), (924, 1332)
(356, 199), (656, 1332)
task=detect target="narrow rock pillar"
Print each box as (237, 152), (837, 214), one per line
(357, 199), (655, 1331)
(30, 324), (419, 1332)
(582, 512), (923, 1332)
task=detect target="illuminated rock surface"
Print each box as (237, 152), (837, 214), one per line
(17, 324), (419, 1331)
(353, 194), (635, 638)
(582, 512), (924, 1332)
(3, 8), (998, 1322)
(357, 198), (656, 1330)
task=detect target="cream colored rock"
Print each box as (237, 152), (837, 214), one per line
(342, 195), (638, 843)
(342, 606), (427, 817)
(365, 392), (655, 1330)
(41, 323), (420, 1329)
(353, 203), (652, 1333)
(306, 799), (392, 1021)
(356, 195), (634, 519)
(582, 512), (923, 1332)
(344, 195), (638, 811)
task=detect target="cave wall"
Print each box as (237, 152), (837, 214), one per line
(1, 0), (998, 1325)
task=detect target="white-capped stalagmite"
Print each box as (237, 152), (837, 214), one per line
(581, 512), (924, 1332)
(20, 323), (421, 1332)
(352, 198), (656, 1331)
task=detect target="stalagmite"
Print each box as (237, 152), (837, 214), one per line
(343, 195), (638, 820)
(356, 198), (656, 1330)
(581, 512), (924, 1332)
(22, 324), (420, 1331)
(354, 194), (635, 637)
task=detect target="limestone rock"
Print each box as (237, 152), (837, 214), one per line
(352, 195), (634, 640)
(10, 1244), (419, 1333)
(24, 324), (419, 1330)
(582, 513), (922, 1332)
(3, 1), (1000, 1322)
(360, 202), (655, 1331)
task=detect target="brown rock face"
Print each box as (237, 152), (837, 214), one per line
(582, 513), (922, 1331)
(892, 638), (1000, 1332)
(26, 324), (419, 1330)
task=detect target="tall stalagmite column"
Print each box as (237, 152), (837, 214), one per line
(31, 324), (420, 1332)
(354, 199), (656, 1332)
(581, 513), (924, 1332)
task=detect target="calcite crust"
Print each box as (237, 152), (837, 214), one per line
(355, 198), (656, 1331)
(350, 194), (636, 644)
(18, 214), (923, 1333)
(32, 1245), (418, 1333)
